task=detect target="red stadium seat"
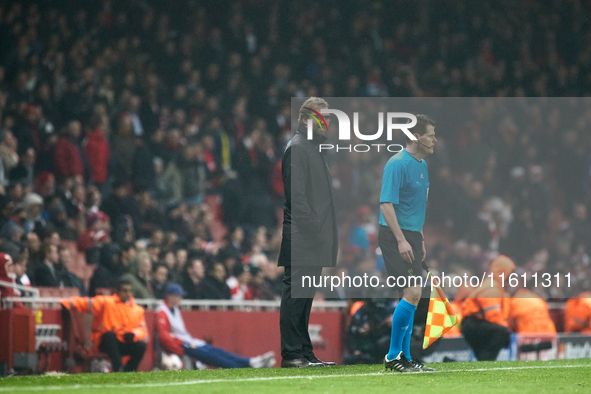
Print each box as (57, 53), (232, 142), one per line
(61, 309), (108, 373)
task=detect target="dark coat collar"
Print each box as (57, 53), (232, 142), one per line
(295, 123), (327, 145)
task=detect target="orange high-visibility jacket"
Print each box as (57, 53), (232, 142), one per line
(509, 289), (556, 334)
(564, 292), (591, 334)
(61, 294), (148, 349)
(461, 255), (515, 328)
(443, 300), (463, 338)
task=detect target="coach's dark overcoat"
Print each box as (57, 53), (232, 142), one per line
(278, 123), (338, 268)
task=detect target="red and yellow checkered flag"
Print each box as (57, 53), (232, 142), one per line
(423, 272), (459, 349)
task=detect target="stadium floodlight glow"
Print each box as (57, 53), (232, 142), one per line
(307, 110), (417, 141)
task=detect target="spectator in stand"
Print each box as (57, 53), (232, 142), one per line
(0, 131), (18, 190)
(25, 231), (42, 278)
(85, 186), (102, 215)
(151, 264), (169, 300)
(0, 195), (11, 230)
(0, 253), (19, 303)
(249, 265), (276, 301)
(101, 180), (142, 236)
(13, 251), (33, 297)
(88, 242), (134, 296)
(218, 248), (239, 279)
(177, 144), (207, 204)
(112, 116), (136, 181)
(42, 231), (62, 248)
(180, 256), (205, 300)
(78, 211), (109, 252)
(47, 203), (78, 241)
(226, 263), (253, 300)
(36, 172), (56, 205)
(156, 284), (275, 369)
(54, 121), (84, 182)
(0, 221), (24, 245)
(22, 192), (46, 235)
(33, 243), (62, 287)
(160, 250), (179, 283)
(119, 242), (137, 271)
(61, 279), (148, 372)
(147, 242), (161, 266)
(84, 114), (111, 187)
(175, 248), (188, 275)
(62, 183), (85, 220)
(9, 147), (35, 187)
(57, 246), (86, 296)
(119, 251), (153, 299)
(198, 261), (231, 300)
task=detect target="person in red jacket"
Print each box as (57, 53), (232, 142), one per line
(0, 253), (22, 307)
(54, 120), (84, 182)
(156, 284), (275, 369)
(84, 115), (110, 185)
(61, 279), (147, 372)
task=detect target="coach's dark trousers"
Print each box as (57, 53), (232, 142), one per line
(99, 331), (146, 372)
(280, 265), (323, 360)
(461, 316), (511, 361)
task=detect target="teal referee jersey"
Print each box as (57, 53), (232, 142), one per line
(378, 149), (429, 232)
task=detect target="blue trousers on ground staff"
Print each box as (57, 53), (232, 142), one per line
(182, 344), (250, 368)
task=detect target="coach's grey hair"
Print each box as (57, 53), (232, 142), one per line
(298, 97), (329, 124)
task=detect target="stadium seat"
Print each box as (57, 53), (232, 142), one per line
(61, 309), (108, 373)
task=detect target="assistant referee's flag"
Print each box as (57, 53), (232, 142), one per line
(423, 272), (459, 349)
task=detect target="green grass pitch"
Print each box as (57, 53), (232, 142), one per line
(1, 359), (590, 394)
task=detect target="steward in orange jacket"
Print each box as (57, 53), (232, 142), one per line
(509, 288), (556, 334)
(442, 301), (463, 338)
(61, 279), (147, 372)
(461, 255), (515, 361)
(564, 292), (591, 334)
(443, 284), (473, 338)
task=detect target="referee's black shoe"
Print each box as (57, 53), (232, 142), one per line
(383, 352), (420, 373)
(410, 359), (436, 372)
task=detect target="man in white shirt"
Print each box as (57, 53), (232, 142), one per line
(156, 284), (275, 369)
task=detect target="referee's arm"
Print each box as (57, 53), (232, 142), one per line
(380, 202), (414, 264)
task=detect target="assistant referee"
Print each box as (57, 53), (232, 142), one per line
(379, 114), (437, 373)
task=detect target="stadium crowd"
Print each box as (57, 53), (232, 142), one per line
(0, 0), (590, 306)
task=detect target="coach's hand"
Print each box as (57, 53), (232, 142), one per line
(398, 239), (414, 264)
(123, 333), (135, 344)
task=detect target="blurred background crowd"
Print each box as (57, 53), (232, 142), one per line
(0, 0), (590, 302)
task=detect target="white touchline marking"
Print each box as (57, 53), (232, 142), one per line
(0, 364), (589, 392)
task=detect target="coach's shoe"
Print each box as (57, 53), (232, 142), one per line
(410, 359), (436, 372)
(305, 355), (337, 367)
(383, 352), (420, 373)
(281, 358), (310, 368)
